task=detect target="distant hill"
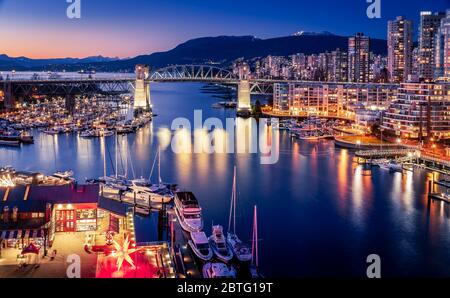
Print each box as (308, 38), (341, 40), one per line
(0, 34), (388, 71)
(83, 35), (388, 72)
(0, 55), (119, 70)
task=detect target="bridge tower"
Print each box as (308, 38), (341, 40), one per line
(134, 64), (151, 112)
(237, 79), (251, 116)
(3, 81), (15, 110)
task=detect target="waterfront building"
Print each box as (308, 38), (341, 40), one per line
(435, 10), (450, 79)
(0, 184), (99, 251)
(331, 48), (348, 82)
(418, 11), (446, 81)
(388, 16), (413, 83)
(272, 82), (398, 119)
(348, 33), (370, 83)
(273, 83), (290, 114)
(381, 82), (450, 140)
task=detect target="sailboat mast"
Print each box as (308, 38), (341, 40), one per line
(115, 132), (118, 179)
(228, 166), (237, 233)
(228, 168), (235, 232)
(233, 166), (236, 234)
(102, 139), (107, 178)
(124, 137), (128, 178)
(158, 146), (162, 184)
(255, 205), (258, 268)
(251, 205), (258, 268)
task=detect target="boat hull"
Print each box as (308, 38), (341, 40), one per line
(174, 206), (203, 233)
(188, 240), (213, 261)
(209, 238), (234, 262)
(227, 233), (252, 262)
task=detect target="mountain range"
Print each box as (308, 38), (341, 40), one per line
(0, 55), (119, 70)
(0, 33), (388, 72)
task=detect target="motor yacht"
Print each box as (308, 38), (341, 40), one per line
(209, 225), (233, 262)
(174, 191), (203, 232)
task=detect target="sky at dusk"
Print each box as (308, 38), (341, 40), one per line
(0, 0), (448, 59)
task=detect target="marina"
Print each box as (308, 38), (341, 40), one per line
(1, 82), (450, 278)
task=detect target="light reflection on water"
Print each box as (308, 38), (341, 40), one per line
(1, 82), (450, 277)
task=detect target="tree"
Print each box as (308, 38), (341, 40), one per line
(253, 99), (262, 117)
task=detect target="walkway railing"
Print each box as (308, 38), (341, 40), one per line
(355, 148), (417, 158)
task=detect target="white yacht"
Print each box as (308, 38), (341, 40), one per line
(52, 170), (76, 183)
(99, 129), (114, 137)
(188, 232), (213, 261)
(202, 262), (236, 278)
(174, 191), (203, 232)
(125, 186), (172, 204)
(80, 130), (96, 138)
(209, 225), (233, 262)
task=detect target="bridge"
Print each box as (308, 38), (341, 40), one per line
(0, 64), (277, 113)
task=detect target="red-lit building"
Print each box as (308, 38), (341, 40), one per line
(0, 184), (100, 251)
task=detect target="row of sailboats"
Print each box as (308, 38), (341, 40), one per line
(89, 133), (176, 210)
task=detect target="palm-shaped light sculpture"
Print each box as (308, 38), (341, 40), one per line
(113, 236), (139, 272)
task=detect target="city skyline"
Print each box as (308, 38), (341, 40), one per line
(0, 0), (448, 59)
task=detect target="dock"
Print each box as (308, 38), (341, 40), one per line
(167, 208), (201, 278)
(428, 193), (450, 204)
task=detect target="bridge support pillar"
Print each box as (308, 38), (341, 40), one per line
(65, 95), (76, 114)
(237, 80), (251, 116)
(134, 64), (151, 113)
(3, 81), (15, 110)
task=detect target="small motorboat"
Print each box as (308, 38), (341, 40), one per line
(99, 129), (114, 137)
(209, 225), (233, 262)
(379, 160), (402, 173)
(0, 139), (20, 147)
(188, 232), (213, 261)
(227, 233), (252, 262)
(19, 131), (34, 144)
(80, 130), (96, 138)
(202, 262), (236, 278)
(53, 170), (76, 183)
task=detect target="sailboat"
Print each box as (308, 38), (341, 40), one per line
(128, 147), (173, 203)
(98, 133), (128, 191)
(226, 166), (252, 262)
(249, 205), (262, 278)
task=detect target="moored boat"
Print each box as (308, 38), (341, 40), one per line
(0, 139), (20, 147)
(202, 262), (236, 278)
(174, 191), (203, 232)
(227, 166), (252, 262)
(209, 225), (233, 262)
(188, 231), (213, 261)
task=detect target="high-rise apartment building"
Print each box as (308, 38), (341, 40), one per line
(331, 48), (348, 82)
(348, 33), (370, 83)
(435, 10), (450, 79)
(388, 16), (413, 82)
(418, 11), (446, 81)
